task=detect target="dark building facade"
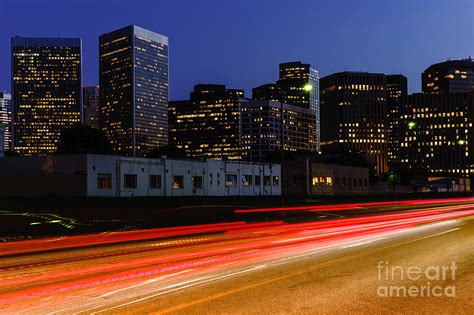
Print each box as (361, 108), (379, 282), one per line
(252, 61), (320, 151)
(240, 99), (318, 161)
(99, 25), (169, 156)
(169, 84), (244, 160)
(82, 86), (100, 129)
(11, 37), (82, 156)
(0, 92), (12, 152)
(386, 74), (408, 166)
(282, 157), (369, 195)
(399, 92), (474, 178)
(252, 83), (279, 101)
(320, 72), (388, 175)
(422, 58), (474, 94)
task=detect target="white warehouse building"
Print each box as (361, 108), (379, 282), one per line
(0, 154), (281, 197)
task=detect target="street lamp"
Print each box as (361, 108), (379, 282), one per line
(303, 84), (312, 92)
(458, 139), (466, 145)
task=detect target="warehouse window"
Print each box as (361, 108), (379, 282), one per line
(97, 173), (112, 189)
(255, 175), (261, 186)
(149, 175), (161, 189)
(273, 176), (279, 187)
(173, 176), (184, 189)
(264, 176), (271, 186)
(241, 175), (252, 186)
(226, 174), (237, 187)
(192, 176), (203, 189)
(124, 174), (137, 189)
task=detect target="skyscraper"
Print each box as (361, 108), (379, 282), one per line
(386, 74), (408, 166)
(252, 61), (320, 151)
(11, 37), (82, 156)
(399, 92), (474, 178)
(277, 62), (320, 150)
(240, 99), (318, 161)
(99, 25), (169, 156)
(83, 86), (100, 129)
(422, 58), (474, 94)
(169, 84), (244, 160)
(0, 92), (12, 152)
(320, 72), (388, 175)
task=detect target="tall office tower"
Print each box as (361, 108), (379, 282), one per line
(0, 92), (12, 152)
(99, 25), (169, 156)
(240, 99), (317, 161)
(386, 74), (408, 167)
(399, 92), (474, 177)
(422, 58), (474, 94)
(277, 62), (320, 150)
(251, 62), (320, 151)
(12, 37), (82, 156)
(320, 72), (388, 175)
(169, 84), (244, 160)
(83, 86), (100, 129)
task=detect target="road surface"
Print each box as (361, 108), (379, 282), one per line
(0, 198), (473, 314)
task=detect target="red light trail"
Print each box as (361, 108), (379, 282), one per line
(0, 198), (473, 313)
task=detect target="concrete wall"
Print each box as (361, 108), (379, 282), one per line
(0, 155), (280, 197)
(86, 156), (281, 197)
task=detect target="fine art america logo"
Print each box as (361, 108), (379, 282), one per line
(377, 261), (457, 298)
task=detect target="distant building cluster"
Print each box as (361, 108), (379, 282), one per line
(1, 24), (473, 193)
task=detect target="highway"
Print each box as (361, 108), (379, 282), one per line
(0, 197), (473, 314)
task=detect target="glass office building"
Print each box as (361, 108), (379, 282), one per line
(83, 86), (100, 129)
(386, 74), (408, 166)
(169, 84), (244, 160)
(252, 61), (320, 151)
(11, 37), (82, 156)
(99, 25), (169, 156)
(240, 99), (318, 161)
(422, 58), (474, 94)
(320, 72), (388, 175)
(0, 92), (12, 152)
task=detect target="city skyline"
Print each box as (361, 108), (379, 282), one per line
(1, 0), (473, 99)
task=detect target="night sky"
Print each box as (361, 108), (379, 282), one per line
(1, 0), (473, 99)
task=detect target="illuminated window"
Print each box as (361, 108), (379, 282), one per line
(312, 176), (319, 186)
(226, 174), (237, 187)
(149, 175), (161, 189)
(173, 176), (184, 189)
(273, 176), (280, 187)
(241, 175), (252, 187)
(97, 173), (112, 189)
(124, 174), (137, 189)
(326, 177), (333, 186)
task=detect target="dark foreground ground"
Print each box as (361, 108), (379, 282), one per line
(0, 192), (470, 240)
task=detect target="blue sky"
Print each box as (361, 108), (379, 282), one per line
(1, 0), (473, 99)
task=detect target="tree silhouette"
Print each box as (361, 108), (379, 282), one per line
(56, 123), (113, 155)
(147, 145), (186, 159)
